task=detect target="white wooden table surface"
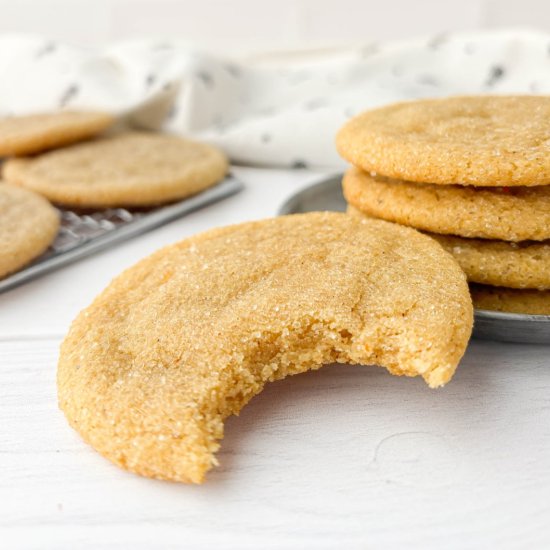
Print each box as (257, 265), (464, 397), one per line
(2, 167), (549, 550)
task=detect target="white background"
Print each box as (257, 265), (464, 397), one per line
(0, 0), (548, 54)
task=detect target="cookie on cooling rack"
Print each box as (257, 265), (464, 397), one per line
(4, 132), (228, 208)
(0, 111), (114, 156)
(0, 183), (59, 279)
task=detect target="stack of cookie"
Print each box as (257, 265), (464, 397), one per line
(337, 95), (550, 316)
(0, 112), (228, 280)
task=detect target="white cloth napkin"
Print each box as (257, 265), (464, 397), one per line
(0, 29), (548, 168)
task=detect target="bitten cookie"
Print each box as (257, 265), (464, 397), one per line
(0, 183), (59, 279)
(58, 212), (472, 483)
(4, 132), (229, 208)
(0, 111), (113, 156)
(343, 167), (550, 242)
(470, 284), (550, 316)
(337, 95), (550, 186)
(347, 205), (550, 290)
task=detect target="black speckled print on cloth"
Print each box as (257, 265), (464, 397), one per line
(0, 30), (548, 168)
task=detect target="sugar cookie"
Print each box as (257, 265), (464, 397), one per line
(343, 167), (550, 242)
(434, 235), (550, 290)
(0, 183), (59, 279)
(58, 212), (472, 483)
(470, 284), (550, 316)
(0, 111), (113, 156)
(4, 132), (228, 208)
(337, 96), (550, 186)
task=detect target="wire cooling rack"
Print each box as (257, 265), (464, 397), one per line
(0, 176), (243, 294)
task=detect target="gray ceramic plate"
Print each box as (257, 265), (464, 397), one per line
(278, 175), (550, 345)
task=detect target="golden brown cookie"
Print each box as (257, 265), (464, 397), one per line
(470, 284), (550, 316)
(0, 111), (113, 156)
(433, 235), (550, 290)
(343, 167), (550, 242)
(58, 212), (472, 483)
(0, 183), (59, 279)
(337, 95), (550, 186)
(4, 132), (228, 208)
(347, 205), (550, 290)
